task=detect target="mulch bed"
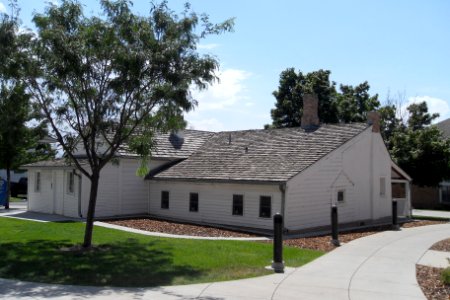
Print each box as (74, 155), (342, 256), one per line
(284, 220), (446, 252)
(106, 218), (445, 253)
(417, 265), (450, 300)
(431, 238), (450, 252)
(105, 218), (259, 238)
(416, 235), (450, 299)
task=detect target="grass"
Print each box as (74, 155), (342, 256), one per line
(8, 197), (25, 202)
(412, 215), (450, 222)
(0, 218), (323, 287)
(442, 267), (450, 284)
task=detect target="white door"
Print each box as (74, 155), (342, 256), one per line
(52, 171), (64, 215)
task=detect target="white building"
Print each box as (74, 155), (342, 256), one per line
(24, 96), (411, 233)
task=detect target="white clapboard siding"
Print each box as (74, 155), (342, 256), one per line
(79, 158), (167, 218)
(120, 159), (158, 215)
(148, 181), (281, 230)
(285, 129), (392, 231)
(27, 170), (54, 214)
(62, 170), (80, 218)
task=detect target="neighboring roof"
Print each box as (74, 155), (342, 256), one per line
(391, 161), (412, 181)
(23, 158), (86, 168)
(117, 129), (214, 159)
(436, 118), (450, 139)
(152, 123), (369, 183)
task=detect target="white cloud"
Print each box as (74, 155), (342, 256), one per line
(405, 96), (450, 123)
(186, 118), (225, 132)
(0, 2), (6, 13)
(191, 68), (251, 111)
(197, 43), (219, 50)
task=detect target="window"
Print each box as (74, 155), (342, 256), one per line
(189, 193), (199, 212)
(380, 177), (386, 197)
(232, 194), (244, 216)
(161, 191), (169, 209)
(35, 172), (41, 192)
(441, 186), (450, 204)
(67, 172), (75, 194)
(259, 196), (271, 218)
(337, 190), (345, 202)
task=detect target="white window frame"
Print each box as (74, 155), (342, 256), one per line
(161, 191), (169, 209)
(232, 194), (244, 216)
(337, 189), (345, 203)
(67, 171), (75, 195)
(259, 195), (272, 218)
(189, 192), (199, 212)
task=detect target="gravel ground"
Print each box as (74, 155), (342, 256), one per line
(417, 236), (450, 299)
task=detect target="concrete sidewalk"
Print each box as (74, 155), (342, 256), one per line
(1, 223), (449, 300)
(413, 209), (450, 219)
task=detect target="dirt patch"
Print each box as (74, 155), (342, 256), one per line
(417, 265), (450, 300)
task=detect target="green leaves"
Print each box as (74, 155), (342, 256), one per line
(27, 0), (233, 178)
(270, 68), (377, 127)
(388, 101), (450, 187)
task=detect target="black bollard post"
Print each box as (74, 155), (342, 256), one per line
(392, 200), (400, 230)
(272, 213), (284, 273)
(331, 205), (340, 246)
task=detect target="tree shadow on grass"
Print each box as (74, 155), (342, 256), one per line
(0, 239), (203, 290)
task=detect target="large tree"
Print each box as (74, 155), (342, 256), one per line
(0, 4), (51, 209)
(269, 68), (379, 128)
(270, 68), (337, 127)
(26, 0), (233, 247)
(335, 81), (380, 123)
(388, 101), (450, 186)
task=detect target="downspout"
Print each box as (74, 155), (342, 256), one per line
(74, 170), (83, 218)
(279, 183), (287, 231)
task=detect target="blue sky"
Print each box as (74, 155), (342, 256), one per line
(3, 0), (450, 131)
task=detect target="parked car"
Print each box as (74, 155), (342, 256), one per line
(10, 177), (27, 197)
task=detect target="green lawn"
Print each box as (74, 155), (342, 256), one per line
(0, 218), (323, 287)
(8, 197), (25, 202)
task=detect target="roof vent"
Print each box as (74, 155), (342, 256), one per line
(228, 133), (232, 144)
(245, 146), (248, 153)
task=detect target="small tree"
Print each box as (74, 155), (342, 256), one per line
(0, 4), (51, 208)
(27, 0), (233, 248)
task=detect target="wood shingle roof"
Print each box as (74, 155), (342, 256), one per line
(152, 123), (369, 183)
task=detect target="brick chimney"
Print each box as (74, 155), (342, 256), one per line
(367, 111), (380, 133)
(301, 93), (320, 130)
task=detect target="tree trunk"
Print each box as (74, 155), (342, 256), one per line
(5, 163), (10, 210)
(83, 170), (100, 248)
